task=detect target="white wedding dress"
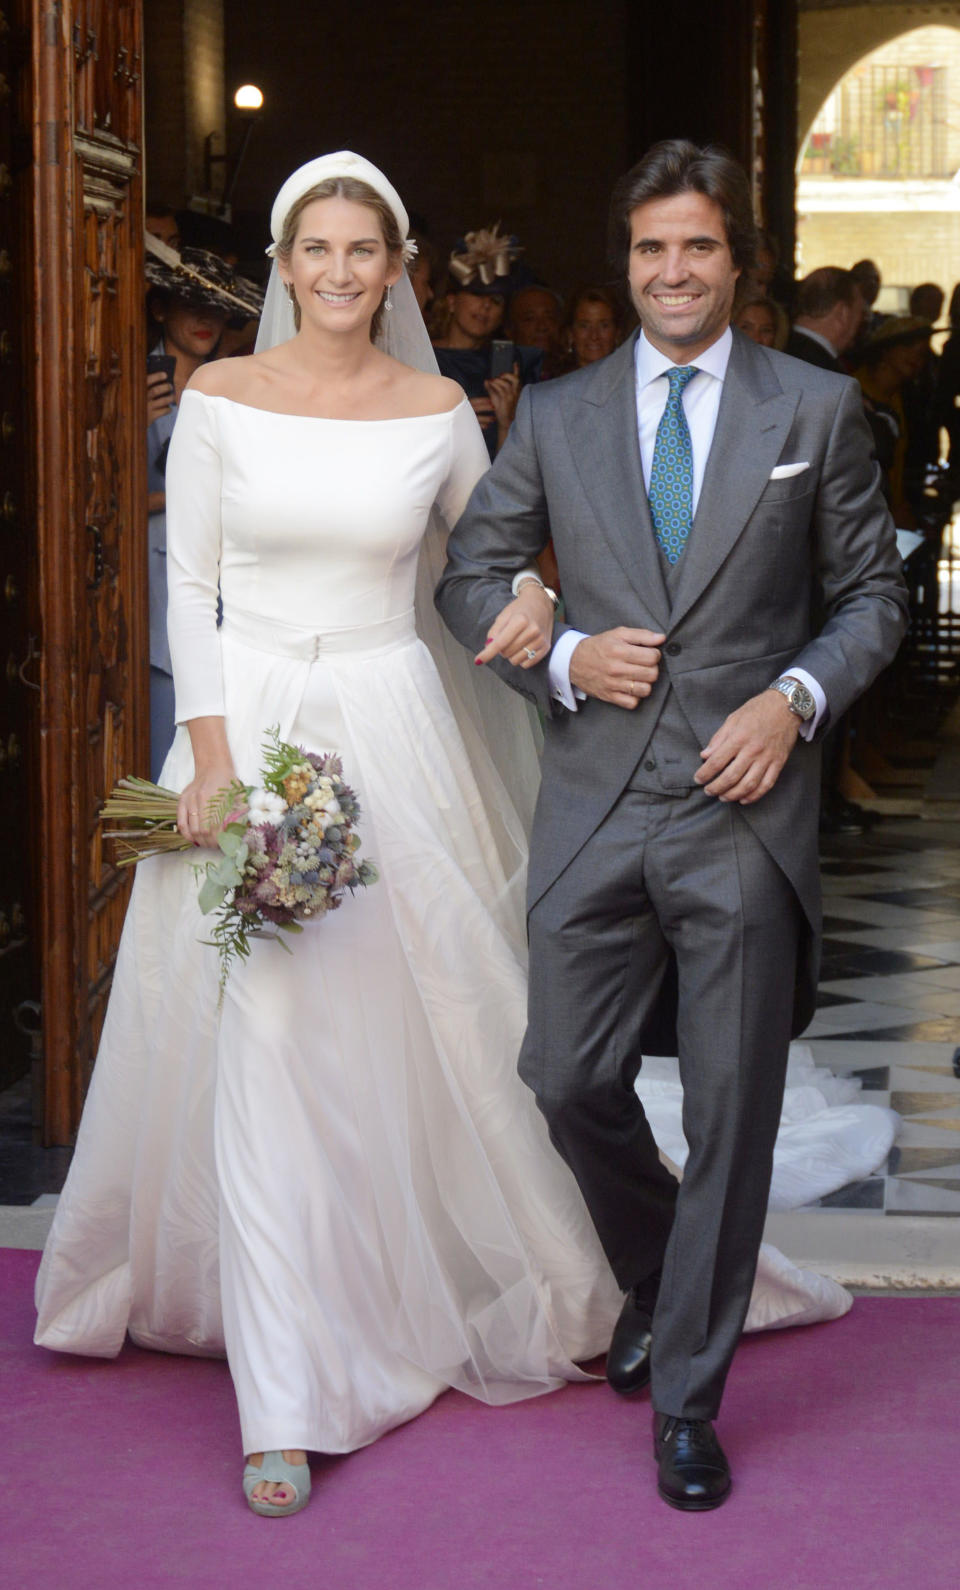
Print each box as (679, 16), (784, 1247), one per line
(34, 392), (892, 1455)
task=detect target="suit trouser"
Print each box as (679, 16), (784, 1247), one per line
(520, 787), (802, 1420)
(150, 666), (176, 784)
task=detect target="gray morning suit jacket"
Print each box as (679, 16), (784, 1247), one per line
(436, 328), (909, 1049)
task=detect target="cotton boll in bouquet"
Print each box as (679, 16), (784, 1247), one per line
(101, 727), (378, 1000)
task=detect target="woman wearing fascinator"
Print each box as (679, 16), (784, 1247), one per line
(35, 152), (861, 1518)
(433, 225), (543, 458)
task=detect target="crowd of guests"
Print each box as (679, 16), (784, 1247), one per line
(143, 198), (956, 820)
(729, 252), (958, 833)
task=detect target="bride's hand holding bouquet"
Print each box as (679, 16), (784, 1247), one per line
(101, 726), (378, 999)
(176, 716), (244, 849)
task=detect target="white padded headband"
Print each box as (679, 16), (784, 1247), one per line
(267, 151), (414, 260)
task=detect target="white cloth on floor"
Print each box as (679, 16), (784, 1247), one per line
(635, 1043), (897, 1214)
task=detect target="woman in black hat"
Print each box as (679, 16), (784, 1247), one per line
(144, 239), (264, 777)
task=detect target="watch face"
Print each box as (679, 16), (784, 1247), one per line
(788, 683), (815, 719)
(773, 679), (815, 719)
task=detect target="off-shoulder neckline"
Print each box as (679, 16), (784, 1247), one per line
(181, 389), (468, 424)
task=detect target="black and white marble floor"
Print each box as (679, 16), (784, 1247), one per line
(2, 821), (959, 1271)
(804, 818), (960, 1220)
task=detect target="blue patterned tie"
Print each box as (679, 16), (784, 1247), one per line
(648, 366), (698, 564)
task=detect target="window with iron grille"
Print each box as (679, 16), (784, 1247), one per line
(802, 64), (949, 179)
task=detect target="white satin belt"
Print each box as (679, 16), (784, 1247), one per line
(221, 606), (417, 661)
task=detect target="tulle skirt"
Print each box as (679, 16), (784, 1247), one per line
(34, 614), (876, 1452)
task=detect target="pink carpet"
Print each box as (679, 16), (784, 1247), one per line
(3, 1248), (958, 1589)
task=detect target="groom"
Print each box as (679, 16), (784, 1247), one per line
(435, 140), (907, 1510)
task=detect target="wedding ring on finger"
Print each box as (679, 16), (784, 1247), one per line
(524, 645), (538, 660)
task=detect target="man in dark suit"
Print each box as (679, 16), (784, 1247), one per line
(785, 266), (865, 372)
(436, 142), (907, 1511)
(787, 266), (882, 838)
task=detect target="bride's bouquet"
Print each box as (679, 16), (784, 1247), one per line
(101, 728), (379, 998)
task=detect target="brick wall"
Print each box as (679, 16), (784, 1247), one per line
(222, 0), (630, 294)
(143, 0), (187, 205)
(798, 208), (960, 294)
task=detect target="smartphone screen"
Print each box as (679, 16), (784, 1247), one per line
(489, 340), (516, 380)
(147, 353), (177, 386)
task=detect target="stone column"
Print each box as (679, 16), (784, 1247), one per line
(143, 0), (225, 209)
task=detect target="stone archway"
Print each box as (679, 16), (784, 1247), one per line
(799, 3), (960, 149)
(797, 7), (960, 287)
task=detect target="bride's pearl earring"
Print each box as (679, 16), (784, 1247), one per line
(286, 283), (297, 305)
(384, 285), (393, 312)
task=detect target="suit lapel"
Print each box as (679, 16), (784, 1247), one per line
(563, 334), (671, 631)
(669, 332), (800, 629)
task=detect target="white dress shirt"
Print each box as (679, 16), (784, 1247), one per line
(547, 328), (826, 737)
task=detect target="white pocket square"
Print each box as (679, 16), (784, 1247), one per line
(769, 462), (810, 479)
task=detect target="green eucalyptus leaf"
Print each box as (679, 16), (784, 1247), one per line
(198, 877), (228, 915)
(210, 857), (242, 887)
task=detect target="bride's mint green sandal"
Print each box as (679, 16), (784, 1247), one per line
(242, 1451), (312, 1518)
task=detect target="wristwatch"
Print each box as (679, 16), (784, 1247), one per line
(514, 574), (559, 609)
(767, 676), (816, 721)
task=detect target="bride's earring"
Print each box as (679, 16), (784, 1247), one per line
(384, 284), (393, 312)
(285, 282), (297, 306)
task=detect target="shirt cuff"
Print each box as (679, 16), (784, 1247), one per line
(548, 628), (589, 711)
(511, 566), (543, 597)
(782, 667), (827, 741)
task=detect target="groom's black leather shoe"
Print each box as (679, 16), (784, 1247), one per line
(653, 1413), (731, 1511)
(605, 1276), (659, 1396)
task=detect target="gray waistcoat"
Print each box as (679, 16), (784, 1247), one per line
(627, 544), (700, 795)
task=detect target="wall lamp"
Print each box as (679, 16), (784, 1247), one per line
(204, 85), (265, 215)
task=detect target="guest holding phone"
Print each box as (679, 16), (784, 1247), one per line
(143, 236), (263, 776)
(432, 226), (541, 457)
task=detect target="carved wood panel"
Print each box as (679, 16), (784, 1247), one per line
(0, 4), (37, 1098)
(30, 1), (146, 1142)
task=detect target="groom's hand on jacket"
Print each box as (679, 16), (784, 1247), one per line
(695, 690), (801, 804)
(569, 628), (665, 709)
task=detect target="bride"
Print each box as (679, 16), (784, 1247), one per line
(34, 153), (886, 1518)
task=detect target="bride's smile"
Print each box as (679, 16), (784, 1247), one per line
(280, 195), (402, 333)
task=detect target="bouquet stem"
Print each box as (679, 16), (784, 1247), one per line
(100, 778), (189, 866)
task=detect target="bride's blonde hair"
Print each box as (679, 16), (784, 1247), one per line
(276, 177), (404, 338)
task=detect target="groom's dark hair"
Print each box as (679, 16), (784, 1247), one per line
(608, 140), (757, 276)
